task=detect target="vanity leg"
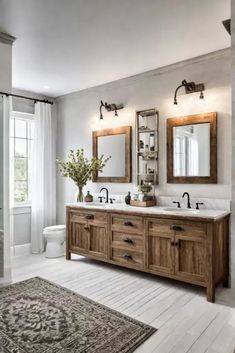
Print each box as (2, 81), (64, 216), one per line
(207, 284), (215, 303)
(223, 276), (231, 288)
(66, 251), (71, 260)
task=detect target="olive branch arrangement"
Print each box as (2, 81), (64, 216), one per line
(57, 149), (111, 201)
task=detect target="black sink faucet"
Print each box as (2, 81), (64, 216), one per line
(100, 187), (109, 203)
(182, 192), (191, 209)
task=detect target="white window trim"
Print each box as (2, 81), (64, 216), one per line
(10, 110), (34, 121)
(10, 111), (35, 207)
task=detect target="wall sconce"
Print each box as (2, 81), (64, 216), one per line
(173, 79), (205, 105)
(99, 100), (124, 119)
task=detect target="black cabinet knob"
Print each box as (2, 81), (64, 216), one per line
(85, 214), (94, 220)
(123, 221), (133, 227)
(123, 237), (134, 244)
(170, 225), (184, 232)
(123, 253), (133, 260)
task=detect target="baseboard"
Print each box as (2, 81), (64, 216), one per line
(11, 243), (31, 257)
(0, 267), (12, 286)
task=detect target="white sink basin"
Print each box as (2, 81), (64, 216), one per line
(163, 207), (199, 213)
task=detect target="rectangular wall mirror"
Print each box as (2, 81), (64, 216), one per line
(167, 112), (217, 183)
(92, 126), (132, 183)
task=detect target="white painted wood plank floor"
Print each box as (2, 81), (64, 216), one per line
(11, 254), (235, 353)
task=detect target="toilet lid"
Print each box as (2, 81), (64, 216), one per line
(44, 225), (66, 232)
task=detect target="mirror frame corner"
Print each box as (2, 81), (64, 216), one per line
(167, 112), (217, 184)
(92, 125), (132, 183)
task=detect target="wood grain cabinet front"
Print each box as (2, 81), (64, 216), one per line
(147, 219), (207, 284)
(66, 207), (230, 303)
(147, 219), (175, 276)
(67, 209), (108, 260)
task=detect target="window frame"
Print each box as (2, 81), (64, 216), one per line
(10, 110), (35, 207)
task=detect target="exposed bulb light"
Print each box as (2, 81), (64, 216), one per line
(173, 79), (205, 105)
(99, 100), (124, 120)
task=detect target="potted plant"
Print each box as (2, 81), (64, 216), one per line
(57, 149), (110, 202)
(139, 183), (153, 201)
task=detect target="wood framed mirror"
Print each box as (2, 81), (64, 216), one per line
(92, 126), (132, 183)
(167, 112), (217, 184)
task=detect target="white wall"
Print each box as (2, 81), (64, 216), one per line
(0, 40), (13, 282)
(56, 49), (231, 223)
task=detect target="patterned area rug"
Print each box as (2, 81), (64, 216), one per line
(0, 277), (156, 353)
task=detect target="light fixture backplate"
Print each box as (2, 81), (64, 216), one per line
(185, 83), (204, 94)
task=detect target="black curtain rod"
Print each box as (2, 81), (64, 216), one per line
(0, 91), (53, 105)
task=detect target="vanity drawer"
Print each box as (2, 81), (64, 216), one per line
(111, 214), (144, 234)
(111, 231), (144, 252)
(148, 219), (173, 236)
(148, 218), (207, 240)
(172, 221), (207, 240)
(111, 248), (144, 268)
(70, 210), (108, 225)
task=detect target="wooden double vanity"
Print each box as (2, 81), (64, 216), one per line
(66, 204), (230, 302)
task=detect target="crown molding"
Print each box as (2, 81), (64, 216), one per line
(0, 32), (16, 45)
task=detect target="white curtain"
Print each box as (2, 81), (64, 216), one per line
(31, 102), (56, 253)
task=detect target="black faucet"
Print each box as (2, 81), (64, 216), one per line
(182, 192), (191, 208)
(100, 187), (109, 203)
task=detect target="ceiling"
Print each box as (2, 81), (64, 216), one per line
(0, 0), (231, 97)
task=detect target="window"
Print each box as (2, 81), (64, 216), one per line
(10, 113), (34, 204)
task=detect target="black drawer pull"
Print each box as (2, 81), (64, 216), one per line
(84, 226), (90, 231)
(123, 221), (133, 227)
(85, 214), (94, 220)
(123, 237), (134, 244)
(170, 225), (184, 232)
(123, 253), (133, 260)
(171, 241), (175, 246)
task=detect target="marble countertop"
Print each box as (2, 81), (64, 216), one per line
(66, 202), (230, 221)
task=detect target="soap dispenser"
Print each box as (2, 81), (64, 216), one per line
(125, 192), (131, 205)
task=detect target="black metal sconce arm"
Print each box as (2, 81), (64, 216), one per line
(173, 79), (204, 105)
(100, 100), (105, 119)
(99, 100), (124, 119)
(174, 83), (185, 104)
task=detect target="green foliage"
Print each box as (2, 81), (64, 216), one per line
(57, 149), (111, 188)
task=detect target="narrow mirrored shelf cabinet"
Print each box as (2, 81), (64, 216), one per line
(136, 109), (159, 187)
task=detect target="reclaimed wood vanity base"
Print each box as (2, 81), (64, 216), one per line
(66, 206), (230, 303)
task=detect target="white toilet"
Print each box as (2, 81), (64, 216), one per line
(43, 225), (66, 258)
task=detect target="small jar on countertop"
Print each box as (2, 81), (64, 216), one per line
(84, 191), (93, 202)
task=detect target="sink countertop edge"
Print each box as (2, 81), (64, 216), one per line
(66, 203), (231, 221)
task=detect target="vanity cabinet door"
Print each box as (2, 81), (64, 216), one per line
(88, 225), (108, 259)
(147, 219), (175, 275)
(174, 224), (207, 283)
(70, 221), (88, 254)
